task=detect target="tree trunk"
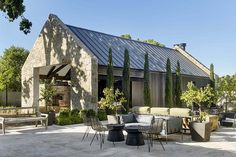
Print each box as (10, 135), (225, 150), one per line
(5, 84), (8, 106)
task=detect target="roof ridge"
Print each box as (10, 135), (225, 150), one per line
(65, 24), (174, 51)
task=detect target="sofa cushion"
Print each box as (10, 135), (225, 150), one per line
(124, 122), (150, 127)
(155, 116), (182, 134)
(134, 114), (154, 125)
(169, 108), (191, 117)
(150, 107), (169, 116)
(120, 113), (136, 124)
(132, 106), (150, 114)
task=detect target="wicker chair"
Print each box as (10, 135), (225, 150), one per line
(139, 118), (165, 152)
(90, 117), (108, 149)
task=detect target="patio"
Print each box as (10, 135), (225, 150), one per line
(0, 124), (236, 157)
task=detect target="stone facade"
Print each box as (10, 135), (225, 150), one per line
(21, 14), (98, 110)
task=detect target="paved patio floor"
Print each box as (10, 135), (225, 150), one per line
(0, 123), (236, 157)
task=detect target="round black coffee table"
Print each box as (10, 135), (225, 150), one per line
(107, 124), (125, 142)
(125, 126), (145, 146)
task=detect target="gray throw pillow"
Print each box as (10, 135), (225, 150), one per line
(120, 113), (135, 124)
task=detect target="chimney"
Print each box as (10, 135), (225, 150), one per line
(174, 43), (186, 51)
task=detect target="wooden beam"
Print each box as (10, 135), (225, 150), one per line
(48, 64), (67, 78)
(39, 75), (70, 80)
(46, 66), (56, 77)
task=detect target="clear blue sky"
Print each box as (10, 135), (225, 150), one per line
(0, 0), (235, 76)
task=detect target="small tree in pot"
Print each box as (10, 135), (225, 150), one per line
(181, 82), (214, 142)
(98, 87), (126, 124)
(39, 79), (56, 125)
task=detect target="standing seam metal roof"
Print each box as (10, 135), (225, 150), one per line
(66, 24), (208, 77)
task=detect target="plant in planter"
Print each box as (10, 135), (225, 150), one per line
(39, 79), (56, 125)
(181, 82), (214, 142)
(98, 87), (126, 124)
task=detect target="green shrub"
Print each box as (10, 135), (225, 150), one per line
(79, 109), (88, 119)
(97, 109), (107, 121)
(56, 109), (83, 125)
(80, 109), (96, 117)
(59, 109), (70, 117)
(56, 116), (71, 125)
(71, 109), (80, 116)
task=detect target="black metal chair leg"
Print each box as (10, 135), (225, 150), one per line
(90, 132), (97, 146)
(86, 127), (91, 137)
(82, 126), (89, 141)
(158, 136), (165, 151)
(99, 133), (102, 150)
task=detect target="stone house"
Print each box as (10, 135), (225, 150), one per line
(21, 14), (211, 111)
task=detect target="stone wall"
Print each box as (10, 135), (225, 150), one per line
(21, 14), (98, 110)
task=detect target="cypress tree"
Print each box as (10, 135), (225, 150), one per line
(144, 53), (151, 106)
(122, 49), (130, 110)
(165, 58), (173, 108)
(210, 63), (215, 89)
(175, 61), (182, 107)
(107, 48), (114, 88)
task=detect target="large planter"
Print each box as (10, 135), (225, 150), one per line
(43, 111), (55, 125)
(107, 115), (119, 124)
(189, 121), (211, 142)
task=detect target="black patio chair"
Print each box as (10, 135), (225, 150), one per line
(139, 118), (165, 152)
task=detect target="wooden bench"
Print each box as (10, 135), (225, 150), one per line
(0, 107), (48, 134)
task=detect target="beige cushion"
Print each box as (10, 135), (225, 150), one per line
(150, 107), (169, 116)
(169, 108), (191, 117)
(132, 106), (150, 114)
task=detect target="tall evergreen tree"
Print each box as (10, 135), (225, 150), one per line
(106, 48), (114, 88)
(175, 61), (182, 107)
(210, 63), (215, 89)
(165, 58), (173, 108)
(144, 53), (151, 106)
(122, 49), (130, 110)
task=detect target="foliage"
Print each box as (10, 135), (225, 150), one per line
(143, 39), (165, 47)
(107, 48), (114, 88)
(165, 58), (173, 108)
(216, 75), (236, 111)
(39, 79), (56, 112)
(120, 34), (132, 39)
(175, 61), (182, 107)
(210, 64), (215, 89)
(79, 109), (96, 118)
(97, 109), (107, 121)
(0, 46), (29, 91)
(143, 53), (151, 106)
(0, 0), (32, 34)
(98, 87), (126, 115)
(181, 82), (214, 121)
(120, 34), (165, 47)
(122, 48), (130, 110)
(56, 109), (83, 125)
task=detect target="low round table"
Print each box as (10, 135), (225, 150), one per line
(107, 124), (125, 142)
(125, 126), (145, 146)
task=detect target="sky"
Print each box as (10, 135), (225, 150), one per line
(0, 0), (236, 76)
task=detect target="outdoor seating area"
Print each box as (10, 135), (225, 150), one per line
(0, 123), (236, 157)
(2, 1), (236, 157)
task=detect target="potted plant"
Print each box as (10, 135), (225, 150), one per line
(181, 82), (214, 142)
(39, 79), (56, 125)
(98, 87), (126, 124)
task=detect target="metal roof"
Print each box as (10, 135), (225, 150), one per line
(66, 25), (208, 77)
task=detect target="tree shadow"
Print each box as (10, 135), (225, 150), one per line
(39, 15), (95, 109)
(22, 77), (32, 103)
